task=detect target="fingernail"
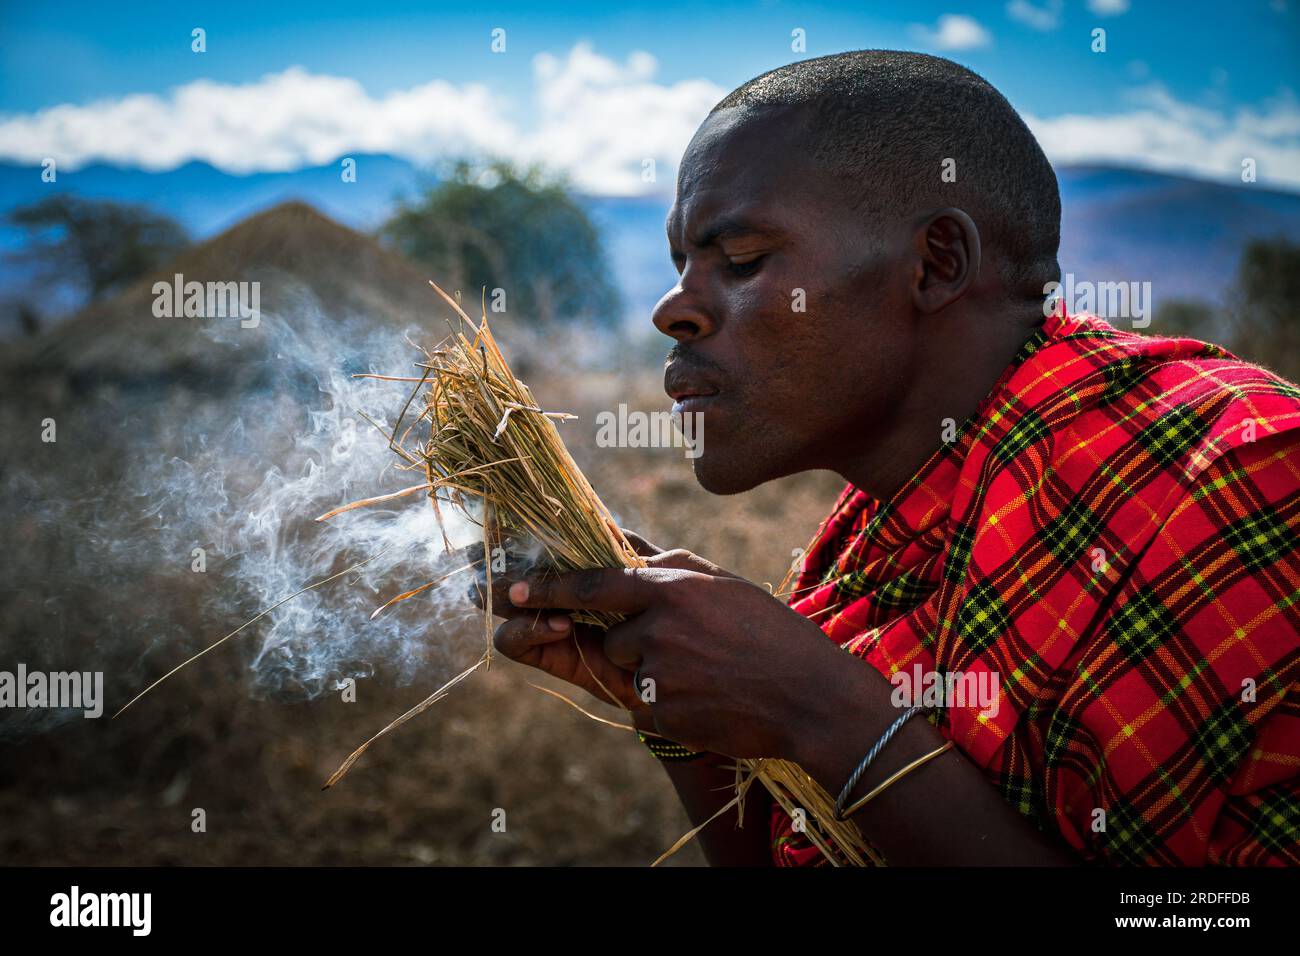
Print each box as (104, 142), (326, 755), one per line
(547, 615), (570, 632)
(509, 581), (529, 604)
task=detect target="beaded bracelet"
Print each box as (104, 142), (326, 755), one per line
(636, 729), (708, 762)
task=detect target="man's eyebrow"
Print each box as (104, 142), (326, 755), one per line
(669, 214), (780, 252)
(693, 215), (780, 247)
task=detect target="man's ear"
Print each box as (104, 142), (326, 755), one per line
(909, 207), (981, 315)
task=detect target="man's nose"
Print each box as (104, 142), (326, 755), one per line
(651, 276), (716, 342)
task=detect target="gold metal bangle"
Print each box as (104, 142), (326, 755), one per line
(840, 740), (955, 820)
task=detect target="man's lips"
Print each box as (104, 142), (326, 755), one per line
(666, 381), (721, 417)
(664, 366), (721, 403)
(671, 393), (719, 416)
(667, 386), (719, 402)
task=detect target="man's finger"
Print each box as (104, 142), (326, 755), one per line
(641, 548), (739, 579)
(493, 612), (574, 659)
(601, 617), (647, 670)
(620, 529), (662, 558)
(508, 566), (659, 614)
(469, 577), (537, 619)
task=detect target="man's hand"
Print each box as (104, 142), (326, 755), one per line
(492, 535), (850, 760)
(482, 532), (734, 714)
(483, 532), (784, 866)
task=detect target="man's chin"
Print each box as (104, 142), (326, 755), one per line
(690, 453), (777, 496)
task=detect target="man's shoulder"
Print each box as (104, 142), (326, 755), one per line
(1059, 313), (1296, 395)
(1044, 315), (1300, 481)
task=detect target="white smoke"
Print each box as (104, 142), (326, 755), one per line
(123, 303), (489, 700)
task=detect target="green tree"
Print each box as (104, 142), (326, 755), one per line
(1152, 298), (1224, 343)
(6, 194), (190, 301)
(1150, 239), (1300, 384)
(1228, 237), (1300, 382)
(380, 160), (622, 325)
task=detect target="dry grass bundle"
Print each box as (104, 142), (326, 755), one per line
(323, 283), (880, 866)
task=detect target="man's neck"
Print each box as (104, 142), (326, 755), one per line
(838, 307), (1042, 501)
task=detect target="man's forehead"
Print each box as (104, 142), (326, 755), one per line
(668, 105), (820, 241)
(677, 105), (808, 192)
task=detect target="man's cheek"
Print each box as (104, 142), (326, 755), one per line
(747, 270), (803, 327)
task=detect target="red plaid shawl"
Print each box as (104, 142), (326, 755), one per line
(775, 308), (1300, 866)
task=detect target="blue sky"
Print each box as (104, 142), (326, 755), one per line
(1, 0), (1297, 191)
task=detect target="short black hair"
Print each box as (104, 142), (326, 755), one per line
(712, 50), (1061, 295)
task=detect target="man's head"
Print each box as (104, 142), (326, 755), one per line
(655, 50), (1060, 496)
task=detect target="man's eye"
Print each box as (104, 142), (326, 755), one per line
(727, 254), (765, 277)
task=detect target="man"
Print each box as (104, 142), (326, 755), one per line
(490, 50), (1300, 865)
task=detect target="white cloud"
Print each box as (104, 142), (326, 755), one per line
(1026, 85), (1300, 189)
(910, 15), (993, 50)
(1, 45), (1297, 195)
(0, 67), (516, 174)
(522, 43), (725, 195)
(0, 43), (725, 197)
(1087, 0), (1130, 15)
(1007, 0), (1065, 31)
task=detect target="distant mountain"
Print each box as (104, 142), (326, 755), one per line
(1056, 165), (1300, 305)
(2, 156), (1299, 336)
(0, 154), (424, 238)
